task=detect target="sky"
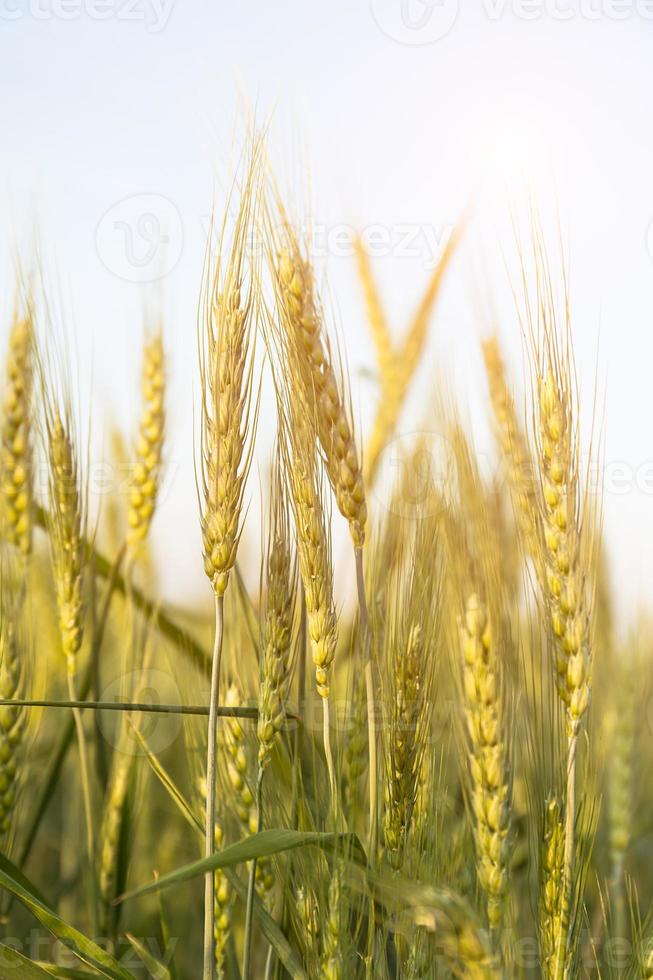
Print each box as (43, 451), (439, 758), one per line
(1, 1), (653, 626)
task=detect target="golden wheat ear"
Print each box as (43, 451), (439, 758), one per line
(482, 333), (542, 569)
(270, 215), (367, 549)
(1, 308), (35, 560)
(126, 327), (166, 562)
(256, 447), (297, 773)
(45, 406), (85, 677)
(200, 150), (262, 600)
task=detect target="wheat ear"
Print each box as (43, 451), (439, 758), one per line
(460, 593), (511, 937)
(280, 387), (338, 803)
(383, 621), (429, 870)
(46, 403), (98, 931)
(539, 795), (565, 977)
(275, 237), (366, 548)
(126, 329), (165, 560)
(1, 311), (34, 559)
(482, 334), (541, 565)
(0, 611), (25, 844)
(256, 455), (297, 772)
(362, 224), (461, 487)
(353, 234), (394, 391)
(535, 355), (593, 976)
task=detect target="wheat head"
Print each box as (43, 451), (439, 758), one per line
(127, 330), (165, 557)
(1, 312), (34, 558)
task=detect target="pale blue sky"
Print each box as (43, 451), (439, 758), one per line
(1, 2), (653, 621)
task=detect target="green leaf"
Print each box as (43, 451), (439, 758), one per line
(0, 946), (59, 979)
(125, 935), (171, 980)
(0, 852), (135, 980)
(117, 829), (365, 904)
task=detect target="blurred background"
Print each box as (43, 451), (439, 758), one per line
(1, 0), (652, 625)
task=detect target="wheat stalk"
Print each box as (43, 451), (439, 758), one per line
(199, 149), (261, 980)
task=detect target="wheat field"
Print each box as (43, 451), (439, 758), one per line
(0, 140), (650, 980)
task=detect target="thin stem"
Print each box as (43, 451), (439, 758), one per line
(557, 730), (578, 979)
(290, 590), (307, 830)
(611, 853), (626, 950)
(354, 545), (371, 639)
(67, 671), (98, 936)
(355, 545), (377, 976)
(263, 945), (275, 980)
(354, 547), (377, 857)
(322, 695), (338, 813)
(0, 699), (268, 718)
(242, 767), (265, 980)
(273, 592), (307, 980)
(203, 592), (224, 980)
